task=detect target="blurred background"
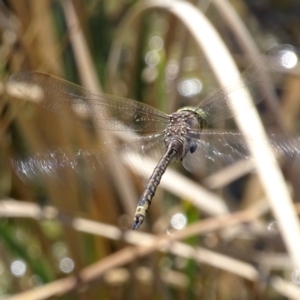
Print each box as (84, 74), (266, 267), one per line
(1, 0), (300, 299)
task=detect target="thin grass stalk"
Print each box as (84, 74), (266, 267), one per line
(61, 0), (137, 215)
(3, 199), (300, 300)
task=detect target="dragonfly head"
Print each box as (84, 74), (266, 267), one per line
(177, 106), (209, 129)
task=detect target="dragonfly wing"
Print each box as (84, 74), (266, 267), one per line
(198, 45), (296, 124)
(269, 133), (300, 161)
(12, 134), (167, 185)
(9, 72), (169, 133)
(182, 131), (251, 175)
(183, 130), (300, 177)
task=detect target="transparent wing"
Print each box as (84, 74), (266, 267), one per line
(12, 134), (167, 185)
(183, 130), (300, 176)
(269, 133), (300, 161)
(9, 72), (169, 133)
(197, 44), (296, 124)
(183, 131), (251, 175)
(13, 128), (300, 184)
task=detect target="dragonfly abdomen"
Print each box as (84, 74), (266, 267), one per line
(132, 140), (181, 230)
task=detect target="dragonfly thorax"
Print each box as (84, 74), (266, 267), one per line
(177, 106), (209, 129)
(163, 108), (206, 161)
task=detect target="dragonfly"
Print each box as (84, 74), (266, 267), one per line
(9, 45), (298, 230)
